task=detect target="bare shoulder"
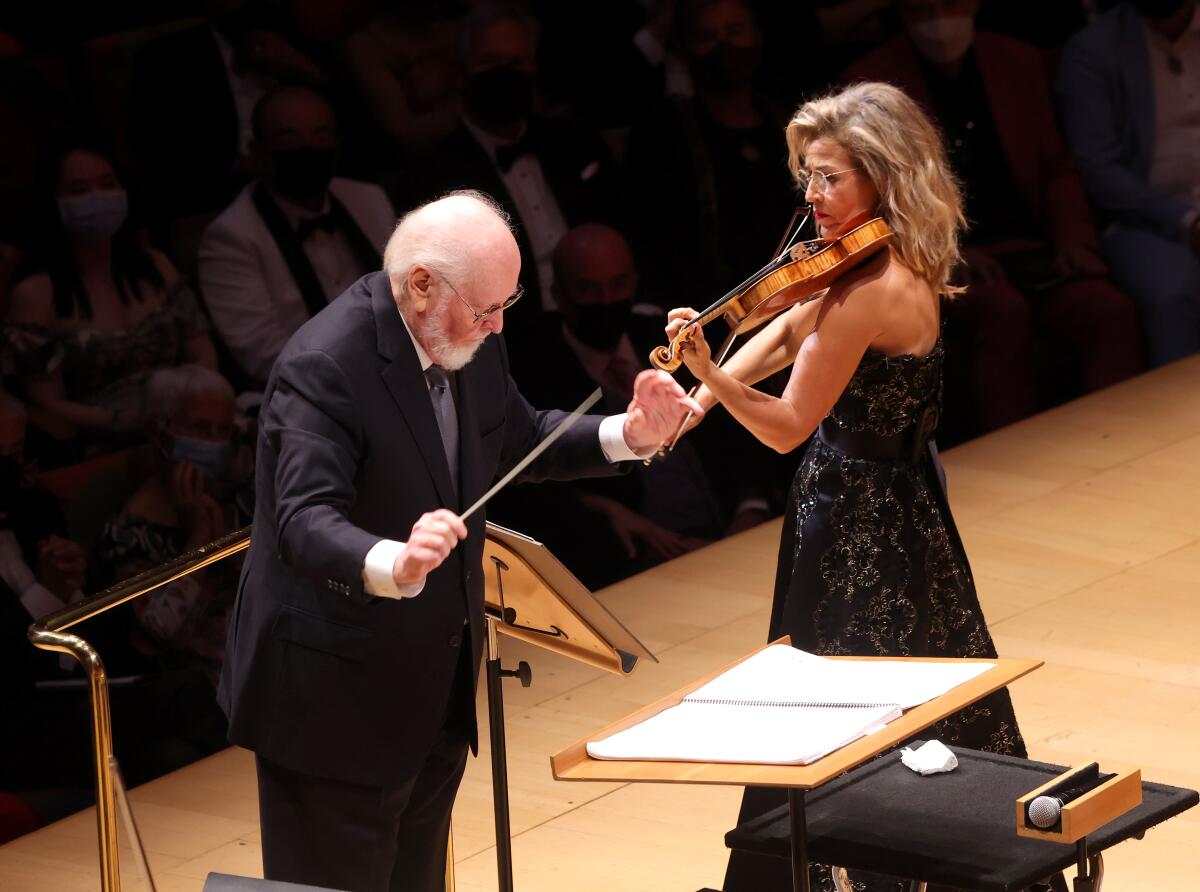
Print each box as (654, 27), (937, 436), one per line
(822, 251), (894, 319)
(7, 272), (54, 324)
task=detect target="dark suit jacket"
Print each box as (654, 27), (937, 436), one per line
(218, 271), (618, 786)
(1056, 2), (1193, 241)
(842, 32), (1100, 250)
(408, 118), (626, 331)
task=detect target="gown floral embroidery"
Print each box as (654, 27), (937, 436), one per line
(727, 339), (1028, 892)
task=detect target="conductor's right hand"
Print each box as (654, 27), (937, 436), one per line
(392, 509), (468, 587)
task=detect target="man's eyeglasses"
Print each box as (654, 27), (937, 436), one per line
(797, 167), (861, 197)
(432, 269), (524, 323)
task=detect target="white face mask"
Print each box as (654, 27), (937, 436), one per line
(57, 189), (129, 241)
(908, 16), (975, 65)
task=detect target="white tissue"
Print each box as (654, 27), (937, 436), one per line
(900, 739), (958, 776)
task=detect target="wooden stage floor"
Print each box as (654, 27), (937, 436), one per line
(3, 356), (1198, 891)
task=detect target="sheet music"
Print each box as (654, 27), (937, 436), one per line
(585, 645), (995, 765)
(687, 644), (993, 709)
(586, 700), (900, 765)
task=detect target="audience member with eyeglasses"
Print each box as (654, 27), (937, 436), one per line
(217, 190), (703, 892)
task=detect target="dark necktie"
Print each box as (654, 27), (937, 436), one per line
(494, 132), (539, 173)
(425, 365), (459, 497)
(296, 212), (338, 241)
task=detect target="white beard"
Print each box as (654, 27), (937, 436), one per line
(420, 307), (486, 370)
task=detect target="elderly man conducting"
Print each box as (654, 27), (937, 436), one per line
(218, 190), (702, 892)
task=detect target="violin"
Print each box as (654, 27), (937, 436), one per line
(649, 216), (894, 373)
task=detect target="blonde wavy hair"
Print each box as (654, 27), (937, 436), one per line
(786, 81), (965, 297)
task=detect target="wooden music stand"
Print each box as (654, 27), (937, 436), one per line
(551, 637), (1042, 892)
(480, 522), (657, 892)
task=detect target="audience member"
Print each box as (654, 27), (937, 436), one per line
(129, 0), (330, 225)
(414, 3), (627, 340)
(1057, 0), (1200, 366)
(340, 1), (466, 153)
(96, 364), (250, 688)
(623, 0), (798, 303)
(497, 224), (774, 586)
(3, 145), (219, 463)
(534, 0), (681, 130)
(197, 85), (395, 388)
(843, 0), (1143, 436)
(0, 394), (85, 624)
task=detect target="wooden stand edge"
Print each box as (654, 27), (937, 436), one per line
(551, 638), (1043, 790)
(1016, 767), (1143, 844)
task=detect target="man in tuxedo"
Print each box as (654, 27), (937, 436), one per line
(217, 191), (701, 892)
(497, 223), (776, 587)
(412, 4), (627, 344)
(198, 85), (395, 388)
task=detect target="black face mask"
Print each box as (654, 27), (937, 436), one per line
(1133, 0), (1190, 17)
(571, 300), (633, 351)
(690, 42), (761, 90)
(271, 147), (336, 202)
(465, 66), (534, 127)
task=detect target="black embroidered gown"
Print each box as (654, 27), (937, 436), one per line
(724, 340), (1028, 892)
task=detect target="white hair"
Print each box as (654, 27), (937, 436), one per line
(142, 364), (235, 425)
(383, 190), (512, 299)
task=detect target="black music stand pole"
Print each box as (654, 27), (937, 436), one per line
(485, 611), (531, 892)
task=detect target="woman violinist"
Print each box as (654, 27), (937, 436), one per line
(667, 82), (1040, 892)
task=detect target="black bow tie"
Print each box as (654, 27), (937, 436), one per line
(494, 133), (539, 173)
(296, 212), (338, 241)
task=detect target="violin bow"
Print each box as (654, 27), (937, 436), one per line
(646, 207), (813, 464)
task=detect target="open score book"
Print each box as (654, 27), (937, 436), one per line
(585, 644), (994, 766)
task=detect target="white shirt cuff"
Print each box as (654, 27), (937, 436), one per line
(362, 539), (424, 599)
(599, 413), (657, 462)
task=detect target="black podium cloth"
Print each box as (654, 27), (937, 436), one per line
(724, 744), (1197, 892)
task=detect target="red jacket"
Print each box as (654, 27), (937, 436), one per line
(841, 32), (1099, 250)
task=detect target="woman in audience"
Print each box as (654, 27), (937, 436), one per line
(3, 145), (218, 461)
(96, 364), (251, 688)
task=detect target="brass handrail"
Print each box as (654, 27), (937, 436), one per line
(27, 526), (252, 892)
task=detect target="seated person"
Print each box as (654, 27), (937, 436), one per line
(96, 364), (251, 688)
(129, 0), (329, 225)
(497, 224), (774, 587)
(623, 0), (798, 304)
(3, 145), (219, 463)
(413, 3), (628, 344)
(340, 2), (466, 153)
(0, 393), (86, 625)
(1057, 0), (1200, 367)
(842, 0), (1144, 436)
(198, 85), (396, 388)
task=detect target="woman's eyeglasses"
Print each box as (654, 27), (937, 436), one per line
(797, 167), (861, 197)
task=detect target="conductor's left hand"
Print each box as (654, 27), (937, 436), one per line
(621, 369), (705, 453)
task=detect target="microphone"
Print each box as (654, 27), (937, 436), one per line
(1026, 768), (1113, 829)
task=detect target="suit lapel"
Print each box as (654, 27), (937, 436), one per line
(371, 274), (458, 510)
